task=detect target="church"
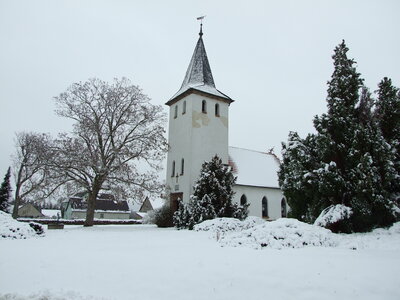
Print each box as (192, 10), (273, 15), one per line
(165, 24), (286, 220)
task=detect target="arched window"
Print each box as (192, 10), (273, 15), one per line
(281, 198), (287, 217)
(181, 158), (184, 175)
(262, 196), (268, 218)
(182, 101), (186, 114)
(240, 194), (247, 206)
(215, 103), (220, 117)
(174, 105), (178, 119)
(202, 100), (207, 113)
(171, 161), (175, 177)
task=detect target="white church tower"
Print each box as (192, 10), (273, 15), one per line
(165, 24), (233, 210)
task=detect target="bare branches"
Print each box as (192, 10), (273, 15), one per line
(11, 132), (64, 218)
(53, 77), (167, 226)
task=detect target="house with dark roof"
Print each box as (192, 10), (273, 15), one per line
(64, 192), (130, 220)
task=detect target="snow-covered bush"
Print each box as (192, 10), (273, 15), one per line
(219, 218), (337, 250)
(0, 290), (106, 300)
(174, 195), (216, 230)
(314, 204), (353, 233)
(29, 222), (45, 235)
(0, 211), (45, 239)
(194, 216), (264, 233)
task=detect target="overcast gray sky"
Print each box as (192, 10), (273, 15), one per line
(1, 0), (399, 178)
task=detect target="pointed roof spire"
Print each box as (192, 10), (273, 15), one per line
(166, 21), (233, 105)
(179, 32), (215, 89)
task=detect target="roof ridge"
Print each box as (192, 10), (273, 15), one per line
(229, 146), (269, 155)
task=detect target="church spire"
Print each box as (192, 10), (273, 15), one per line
(179, 29), (215, 90)
(166, 21), (233, 105)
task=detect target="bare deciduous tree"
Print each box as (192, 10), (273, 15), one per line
(12, 132), (56, 218)
(53, 78), (167, 226)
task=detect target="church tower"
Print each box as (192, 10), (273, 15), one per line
(166, 25), (233, 210)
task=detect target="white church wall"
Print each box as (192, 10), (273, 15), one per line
(190, 93), (229, 186)
(166, 97), (193, 203)
(166, 93), (230, 203)
(233, 185), (284, 220)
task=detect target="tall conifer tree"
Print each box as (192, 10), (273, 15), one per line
(279, 41), (398, 232)
(375, 77), (400, 200)
(0, 167), (12, 212)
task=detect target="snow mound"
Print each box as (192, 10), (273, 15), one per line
(0, 290), (109, 300)
(193, 216), (265, 233)
(0, 211), (44, 239)
(388, 222), (400, 234)
(219, 218), (338, 249)
(338, 222), (400, 250)
(314, 204), (352, 227)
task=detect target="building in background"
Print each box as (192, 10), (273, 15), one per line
(64, 192), (130, 220)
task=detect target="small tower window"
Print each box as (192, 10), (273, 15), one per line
(174, 105), (178, 119)
(202, 100), (207, 113)
(181, 158), (184, 175)
(240, 194), (247, 206)
(215, 103), (220, 117)
(171, 161), (175, 177)
(262, 196), (268, 218)
(182, 101), (186, 114)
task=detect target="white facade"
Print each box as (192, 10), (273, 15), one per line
(166, 93), (230, 204)
(233, 185), (286, 219)
(165, 29), (285, 219)
(64, 209), (130, 220)
(229, 146), (286, 219)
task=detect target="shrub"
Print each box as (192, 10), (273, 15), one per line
(29, 222), (45, 235)
(153, 205), (174, 228)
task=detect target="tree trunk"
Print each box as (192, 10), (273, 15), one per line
(12, 188), (21, 219)
(84, 184), (101, 227)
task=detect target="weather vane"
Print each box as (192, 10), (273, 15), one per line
(197, 15), (206, 36)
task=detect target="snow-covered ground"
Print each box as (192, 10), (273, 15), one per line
(1, 217), (400, 300)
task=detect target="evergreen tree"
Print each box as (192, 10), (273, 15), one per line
(0, 167), (12, 212)
(375, 77), (400, 146)
(374, 77), (400, 201)
(279, 41), (398, 232)
(278, 132), (319, 222)
(173, 198), (189, 229)
(192, 155), (237, 217)
(173, 155), (248, 229)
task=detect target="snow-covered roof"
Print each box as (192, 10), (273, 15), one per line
(69, 198), (130, 212)
(129, 197), (165, 213)
(228, 146), (280, 188)
(42, 209), (61, 218)
(150, 198), (165, 210)
(166, 31), (233, 105)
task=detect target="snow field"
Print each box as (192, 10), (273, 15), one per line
(1, 218), (400, 300)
